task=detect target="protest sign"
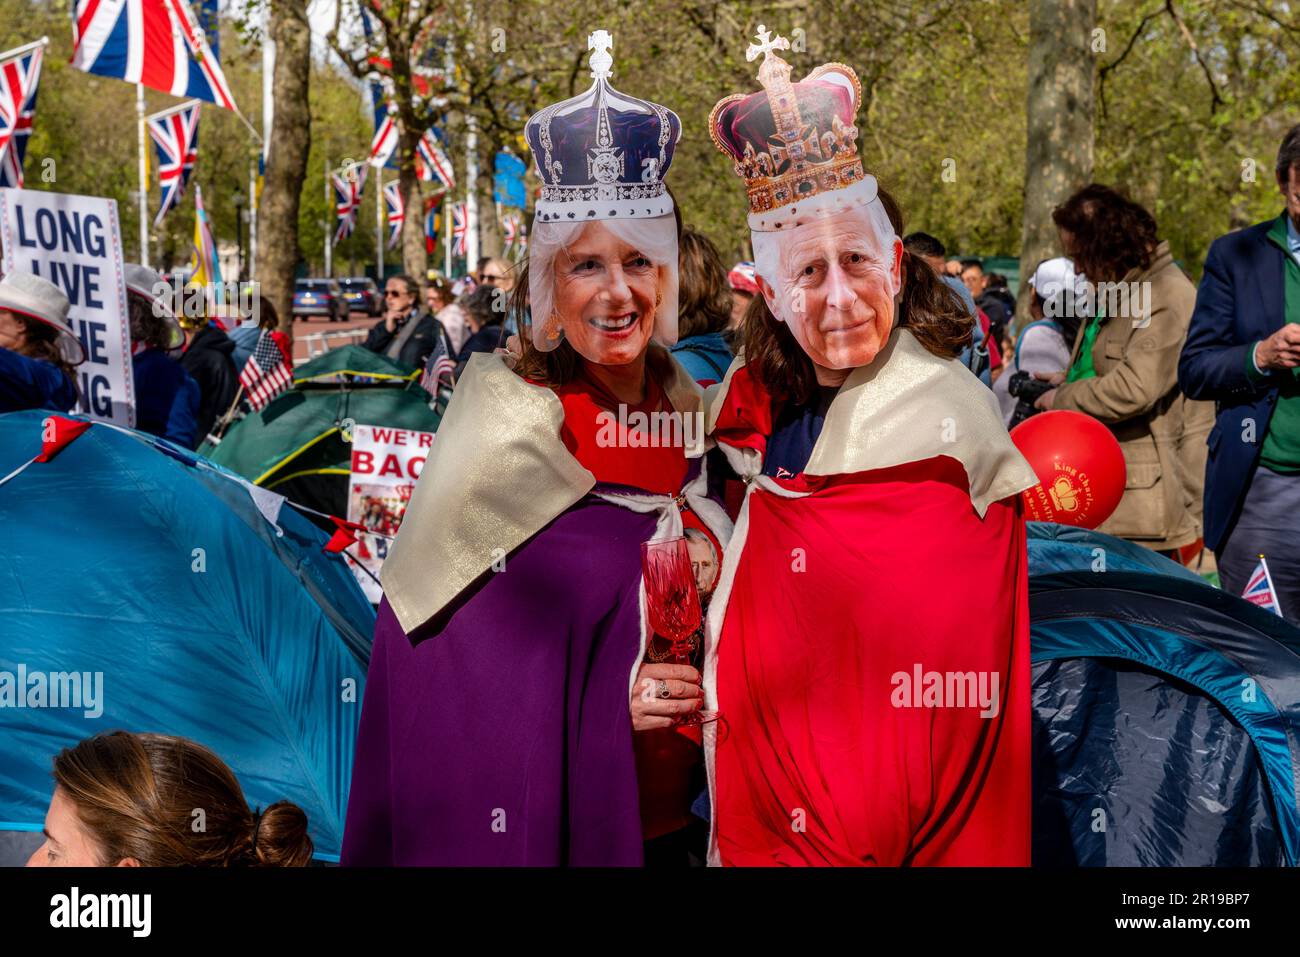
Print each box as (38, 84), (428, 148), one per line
(346, 423), (435, 602)
(0, 188), (134, 426)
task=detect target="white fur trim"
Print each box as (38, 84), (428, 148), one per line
(746, 174), (880, 233)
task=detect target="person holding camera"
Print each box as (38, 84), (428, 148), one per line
(994, 257), (1086, 428)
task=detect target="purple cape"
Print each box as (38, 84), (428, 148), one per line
(341, 494), (657, 865)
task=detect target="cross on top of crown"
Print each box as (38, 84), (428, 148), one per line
(746, 25), (790, 62)
(589, 30), (614, 80)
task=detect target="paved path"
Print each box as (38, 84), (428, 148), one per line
(291, 312), (379, 364)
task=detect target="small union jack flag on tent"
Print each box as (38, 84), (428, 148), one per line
(239, 329), (293, 412)
(147, 100), (200, 226)
(383, 180), (403, 249)
(71, 0), (240, 113)
(416, 128), (455, 190)
(333, 165), (368, 243)
(1242, 555), (1284, 618)
(0, 40), (45, 189)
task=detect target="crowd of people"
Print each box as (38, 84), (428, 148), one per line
(4, 27), (1300, 869)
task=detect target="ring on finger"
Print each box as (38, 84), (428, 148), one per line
(657, 679), (671, 699)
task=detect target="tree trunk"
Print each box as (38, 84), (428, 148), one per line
(397, 128), (428, 285)
(257, 0), (312, 336)
(1019, 0), (1097, 313)
(477, 138), (501, 259)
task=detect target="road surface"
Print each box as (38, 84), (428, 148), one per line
(291, 311), (380, 364)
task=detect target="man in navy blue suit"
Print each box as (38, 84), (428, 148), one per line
(1180, 124), (1300, 624)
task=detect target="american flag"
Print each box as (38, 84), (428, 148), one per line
(416, 127), (455, 189)
(1242, 556), (1284, 618)
(420, 346), (457, 394)
(333, 164), (368, 243)
(383, 180), (403, 249)
(451, 201), (468, 257)
(147, 100), (200, 226)
(239, 330), (293, 411)
(0, 41), (44, 189)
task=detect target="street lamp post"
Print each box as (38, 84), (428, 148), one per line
(232, 187), (246, 283)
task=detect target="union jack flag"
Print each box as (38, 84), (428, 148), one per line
(333, 164), (368, 243)
(71, 0), (240, 113)
(501, 211), (527, 256)
(1242, 556), (1284, 618)
(369, 86), (398, 169)
(0, 41), (45, 189)
(450, 201), (468, 257)
(383, 180), (403, 249)
(146, 100), (200, 226)
(239, 329), (293, 411)
(416, 128), (455, 189)
(360, 4), (399, 171)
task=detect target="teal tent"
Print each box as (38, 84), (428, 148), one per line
(0, 411), (375, 863)
(202, 346), (441, 523)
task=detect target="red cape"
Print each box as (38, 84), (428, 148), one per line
(711, 367), (1031, 866)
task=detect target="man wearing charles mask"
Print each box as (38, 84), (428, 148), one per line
(701, 28), (1038, 866)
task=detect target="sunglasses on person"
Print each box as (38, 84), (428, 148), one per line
(480, 274), (505, 285)
(385, 289), (408, 298)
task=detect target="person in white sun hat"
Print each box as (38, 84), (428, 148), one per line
(0, 270), (85, 413)
(992, 256), (1087, 427)
(124, 263), (200, 447)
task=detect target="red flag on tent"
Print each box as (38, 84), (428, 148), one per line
(0, 416), (92, 489)
(324, 516), (367, 554)
(36, 417), (92, 462)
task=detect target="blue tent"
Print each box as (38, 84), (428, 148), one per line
(0, 411), (375, 863)
(1027, 521), (1204, 582)
(1031, 567), (1300, 866)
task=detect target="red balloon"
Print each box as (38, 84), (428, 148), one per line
(1010, 410), (1126, 529)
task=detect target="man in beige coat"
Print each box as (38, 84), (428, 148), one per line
(1034, 185), (1214, 555)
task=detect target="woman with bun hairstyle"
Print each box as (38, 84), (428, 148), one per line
(26, 731), (313, 867)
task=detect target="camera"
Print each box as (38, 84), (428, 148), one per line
(1007, 370), (1053, 428)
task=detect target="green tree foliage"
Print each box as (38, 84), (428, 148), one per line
(6, 0), (1298, 280)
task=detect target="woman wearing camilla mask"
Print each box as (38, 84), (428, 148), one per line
(342, 32), (731, 867)
(700, 30), (1038, 867)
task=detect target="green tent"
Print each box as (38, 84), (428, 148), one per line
(201, 346), (442, 522)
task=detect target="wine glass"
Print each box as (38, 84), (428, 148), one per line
(641, 536), (718, 726)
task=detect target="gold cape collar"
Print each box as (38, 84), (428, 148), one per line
(706, 327), (1038, 516)
(383, 345), (707, 635)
